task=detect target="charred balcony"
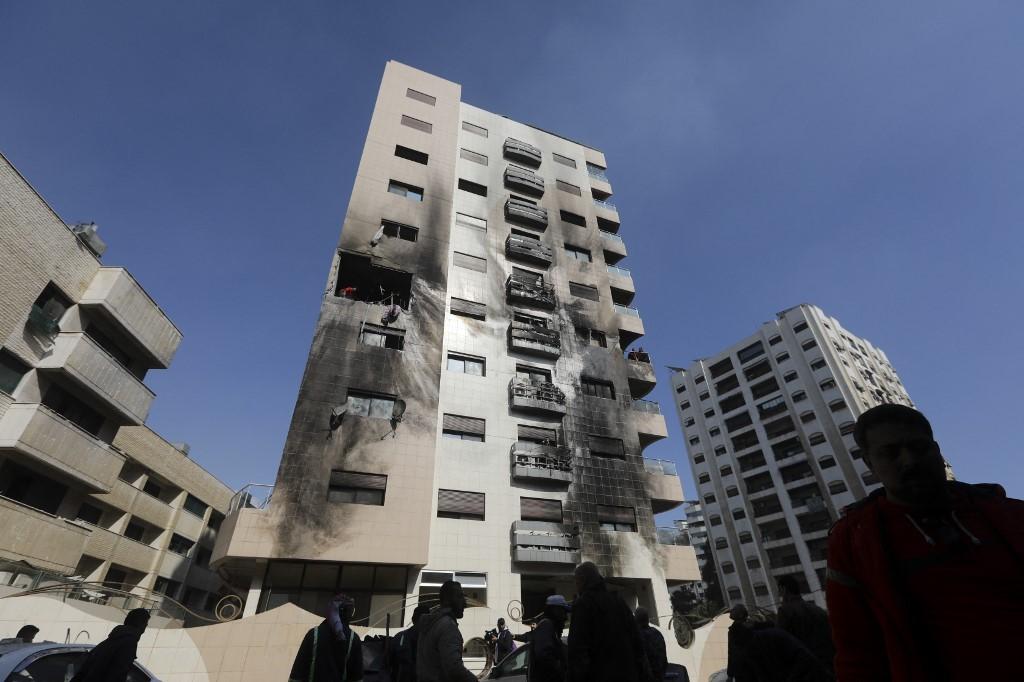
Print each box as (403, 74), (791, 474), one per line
(625, 349), (656, 399)
(509, 378), (567, 416)
(511, 520), (580, 564)
(505, 233), (553, 267)
(504, 165), (545, 197)
(511, 442), (573, 484)
(335, 251), (413, 308)
(508, 321), (561, 358)
(503, 138), (542, 167)
(505, 197), (549, 230)
(506, 271), (556, 309)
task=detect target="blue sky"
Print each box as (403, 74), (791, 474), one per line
(2, 1), (1022, 510)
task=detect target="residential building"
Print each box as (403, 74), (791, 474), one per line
(669, 304), (914, 608)
(213, 61), (699, 633)
(0, 152), (233, 621)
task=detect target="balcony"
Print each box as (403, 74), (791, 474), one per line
(593, 197), (619, 219)
(607, 265), (635, 303)
(509, 378), (567, 416)
(657, 533), (701, 584)
(98, 480), (173, 529)
(82, 523), (159, 574)
(505, 234), (553, 267)
(505, 197), (549, 229)
(630, 399), (668, 448)
(0, 496), (91, 575)
(504, 165), (545, 197)
(511, 442), (572, 484)
(600, 231), (627, 262)
(0, 403), (125, 492)
(506, 273), (556, 309)
(503, 138), (542, 167)
(36, 333), (155, 425)
(613, 304), (645, 347)
(78, 268), (183, 369)
(625, 350), (656, 398)
(645, 459), (684, 513)
(512, 520), (580, 564)
(508, 321), (561, 358)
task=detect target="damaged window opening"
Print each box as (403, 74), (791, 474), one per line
(360, 324), (405, 351)
(380, 220), (418, 242)
(564, 244), (592, 262)
(387, 179), (424, 201)
(329, 471), (387, 506)
(560, 210), (587, 227)
(588, 434), (626, 459)
(575, 327), (607, 348)
(335, 252), (413, 308)
(580, 377), (615, 399)
(395, 145), (429, 165)
(568, 281), (600, 301)
(344, 391), (397, 420)
(517, 364), (552, 383)
(447, 352), (485, 376)
(598, 504), (637, 532)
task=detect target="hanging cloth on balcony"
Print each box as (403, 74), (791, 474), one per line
(380, 303), (402, 326)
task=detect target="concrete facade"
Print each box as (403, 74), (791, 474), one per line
(669, 303), (914, 609)
(214, 62), (699, 638)
(0, 152), (234, 621)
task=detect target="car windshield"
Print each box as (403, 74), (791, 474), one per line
(491, 645), (528, 677)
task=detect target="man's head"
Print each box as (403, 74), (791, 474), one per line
(573, 561), (604, 595)
(124, 608), (150, 630)
(333, 595), (356, 624)
(729, 604), (748, 623)
(439, 580), (467, 619)
(544, 595), (571, 624)
(635, 607), (651, 628)
(497, 617), (506, 630)
(16, 625), (39, 643)
(776, 575), (802, 600)
(854, 404), (947, 507)
(411, 604), (431, 626)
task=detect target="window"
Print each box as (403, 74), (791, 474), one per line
(575, 327), (607, 348)
(818, 456), (837, 469)
(168, 533), (194, 556)
(743, 360), (771, 381)
(462, 120), (487, 137)
(345, 391), (397, 419)
(689, 436), (701, 445)
(769, 335), (782, 346)
(725, 411), (753, 433)
(851, 447), (863, 460)
(560, 210), (587, 227)
(800, 411), (817, 424)
(684, 417), (696, 427)
(437, 489), (485, 520)
(517, 364), (551, 383)
(380, 220), (418, 242)
(704, 409), (715, 418)
(715, 446), (728, 456)
(400, 114), (432, 133)
(809, 432), (827, 446)
(597, 504), (637, 532)
(360, 324), (405, 350)
(406, 88), (436, 105)
(335, 251), (413, 307)
(588, 435), (625, 459)
(143, 478), (162, 498)
(76, 503), (102, 525)
(720, 465), (734, 476)
(699, 391), (710, 401)
(41, 383), (105, 436)
(801, 339), (818, 351)
(764, 416), (796, 439)
(552, 152), (577, 168)
(828, 480), (848, 495)
(581, 377), (615, 399)
(453, 251), (487, 272)
(709, 357), (734, 378)
(704, 493), (716, 504)
(776, 352), (790, 363)
(695, 376), (706, 385)
(518, 424), (558, 445)
(124, 521), (146, 541)
(829, 399), (847, 412)
(569, 281), (600, 301)
(810, 358), (827, 370)
(450, 297), (486, 320)
(520, 497), (563, 522)
(737, 341), (765, 364)
(447, 353), (485, 376)
(26, 283), (70, 340)
(715, 538), (728, 550)
(862, 471), (880, 486)
(750, 377), (780, 399)
(0, 349), (29, 395)
(820, 378), (837, 390)
(793, 321), (809, 333)
(442, 414), (486, 441)
(459, 148), (488, 165)
(783, 371), (798, 383)
(564, 244), (592, 262)
(719, 393), (746, 414)
(746, 556), (761, 569)
(329, 471), (387, 505)
(738, 531), (753, 544)
(727, 587), (742, 601)
(679, 400), (690, 411)
(726, 486), (740, 498)
(458, 178), (487, 197)
(721, 561), (734, 574)
(709, 427), (721, 437)
(792, 390), (807, 402)
(395, 144), (428, 165)
(388, 180), (423, 201)
(733, 508), (747, 520)
(555, 180), (582, 196)
(698, 473), (711, 484)
(839, 421), (855, 435)
(183, 494), (208, 518)
(715, 374), (740, 396)
(694, 453), (706, 464)
(455, 212), (487, 232)
(754, 583), (770, 597)
(731, 430), (759, 451)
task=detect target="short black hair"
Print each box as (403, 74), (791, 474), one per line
(777, 575), (802, 595)
(16, 625), (39, 639)
(439, 580), (462, 607)
(124, 608), (150, 629)
(497, 618), (505, 627)
(854, 404), (933, 449)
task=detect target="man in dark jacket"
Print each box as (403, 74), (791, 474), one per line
(775, 576), (833, 677)
(732, 627), (830, 682)
(495, 618), (515, 663)
(567, 562), (652, 682)
(635, 607), (667, 682)
(416, 581), (477, 682)
(529, 595), (570, 682)
(726, 606), (753, 682)
(289, 594), (363, 682)
(389, 604), (430, 682)
(827, 404), (1024, 682)
(71, 608), (149, 682)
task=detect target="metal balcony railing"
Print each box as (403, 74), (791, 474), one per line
(613, 303), (640, 318)
(587, 164), (610, 183)
(600, 231), (624, 245)
(512, 442), (572, 474)
(625, 349), (652, 364)
(656, 527), (691, 546)
(606, 264), (632, 279)
(644, 458), (678, 476)
(630, 398), (662, 415)
(228, 483), (274, 513)
(509, 378), (566, 406)
(508, 321), (561, 354)
(593, 197), (617, 211)
(505, 197), (549, 228)
(504, 138), (542, 166)
(504, 165), (545, 195)
(505, 234), (553, 265)
(506, 274), (556, 309)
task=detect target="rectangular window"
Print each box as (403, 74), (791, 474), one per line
(183, 494), (208, 518)
(168, 533), (195, 556)
(560, 210), (587, 227)
(76, 503), (102, 525)
(719, 393), (746, 413)
(588, 435), (625, 459)
(462, 121), (488, 137)
(564, 244), (592, 262)
(400, 114), (432, 133)
(124, 521), (146, 542)
(442, 414), (485, 441)
(345, 391), (397, 419)
(394, 145), (428, 165)
(380, 220), (418, 242)
(143, 479), (162, 498)
(520, 497), (563, 522)
(328, 470), (387, 506)
(516, 364), (551, 383)
(459, 148), (488, 165)
(597, 504), (637, 532)
(450, 297), (486, 320)
(709, 357), (734, 379)
(724, 411), (753, 433)
(552, 153), (577, 168)
(458, 178), (487, 197)
(0, 349), (29, 395)
(569, 282), (600, 301)
(743, 360), (771, 381)
(455, 212), (487, 232)
(453, 251), (487, 272)
(750, 377), (780, 399)
(437, 489), (485, 520)
(575, 327), (607, 348)
(360, 324), (405, 350)
(555, 180), (582, 196)
(737, 341), (765, 364)
(447, 352), (485, 376)
(387, 180), (424, 202)
(581, 377), (615, 399)
(406, 88), (436, 106)
(518, 424), (558, 444)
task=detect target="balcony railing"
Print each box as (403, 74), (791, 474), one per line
(512, 520), (580, 563)
(625, 349), (651, 364)
(228, 483), (275, 513)
(606, 264), (632, 279)
(506, 274), (556, 309)
(593, 198), (618, 211)
(613, 304), (640, 318)
(587, 165), (610, 183)
(509, 378), (567, 415)
(505, 197), (549, 228)
(656, 527), (691, 546)
(504, 165), (545, 196)
(511, 442), (572, 483)
(504, 138), (542, 167)
(508, 321), (561, 357)
(630, 399), (662, 415)
(505, 234), (553, 266)
(644, 458), (678, 476)
(600, 231), (624, 245)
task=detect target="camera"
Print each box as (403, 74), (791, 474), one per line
(484, 628), (498, 644)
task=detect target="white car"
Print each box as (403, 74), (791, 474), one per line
(0, 642), (160, 682)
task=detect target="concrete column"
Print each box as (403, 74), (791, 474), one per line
(242, 566), (264, 618)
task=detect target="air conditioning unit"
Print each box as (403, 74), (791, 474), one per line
(71, 222), (107, 257)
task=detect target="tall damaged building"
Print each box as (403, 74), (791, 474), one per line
(213, 62), (700, 631)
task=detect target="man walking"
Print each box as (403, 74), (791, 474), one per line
(775, 576), (833, 677)
(635, 607), (667, 682)
(416, 580), (477, 682)
(389, 604), (430, 682)
(827, 404), (1024, 681)
(529, 595), (570, 682)
(289, 594), (363, 682)
(495, 617), (515, 662)
(71, 608), (149, 682)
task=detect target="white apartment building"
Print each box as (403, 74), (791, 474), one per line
(669, 304), (914, 609)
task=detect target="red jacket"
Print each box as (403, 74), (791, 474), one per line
(826, 482), (1024, 682)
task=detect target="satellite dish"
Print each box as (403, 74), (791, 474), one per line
(329, 401), (348, 431)
(391, 399), (407, 422)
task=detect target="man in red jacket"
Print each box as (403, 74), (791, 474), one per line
(826, 404), (1024, 681)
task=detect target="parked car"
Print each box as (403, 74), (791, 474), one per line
(0, 642), (160, 682)
(485, 643), (690, 681)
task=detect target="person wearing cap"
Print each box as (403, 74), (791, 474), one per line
(289, 594), (363, 682)
(495, 617), (515, 663)
(529, 595), (570, 682)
